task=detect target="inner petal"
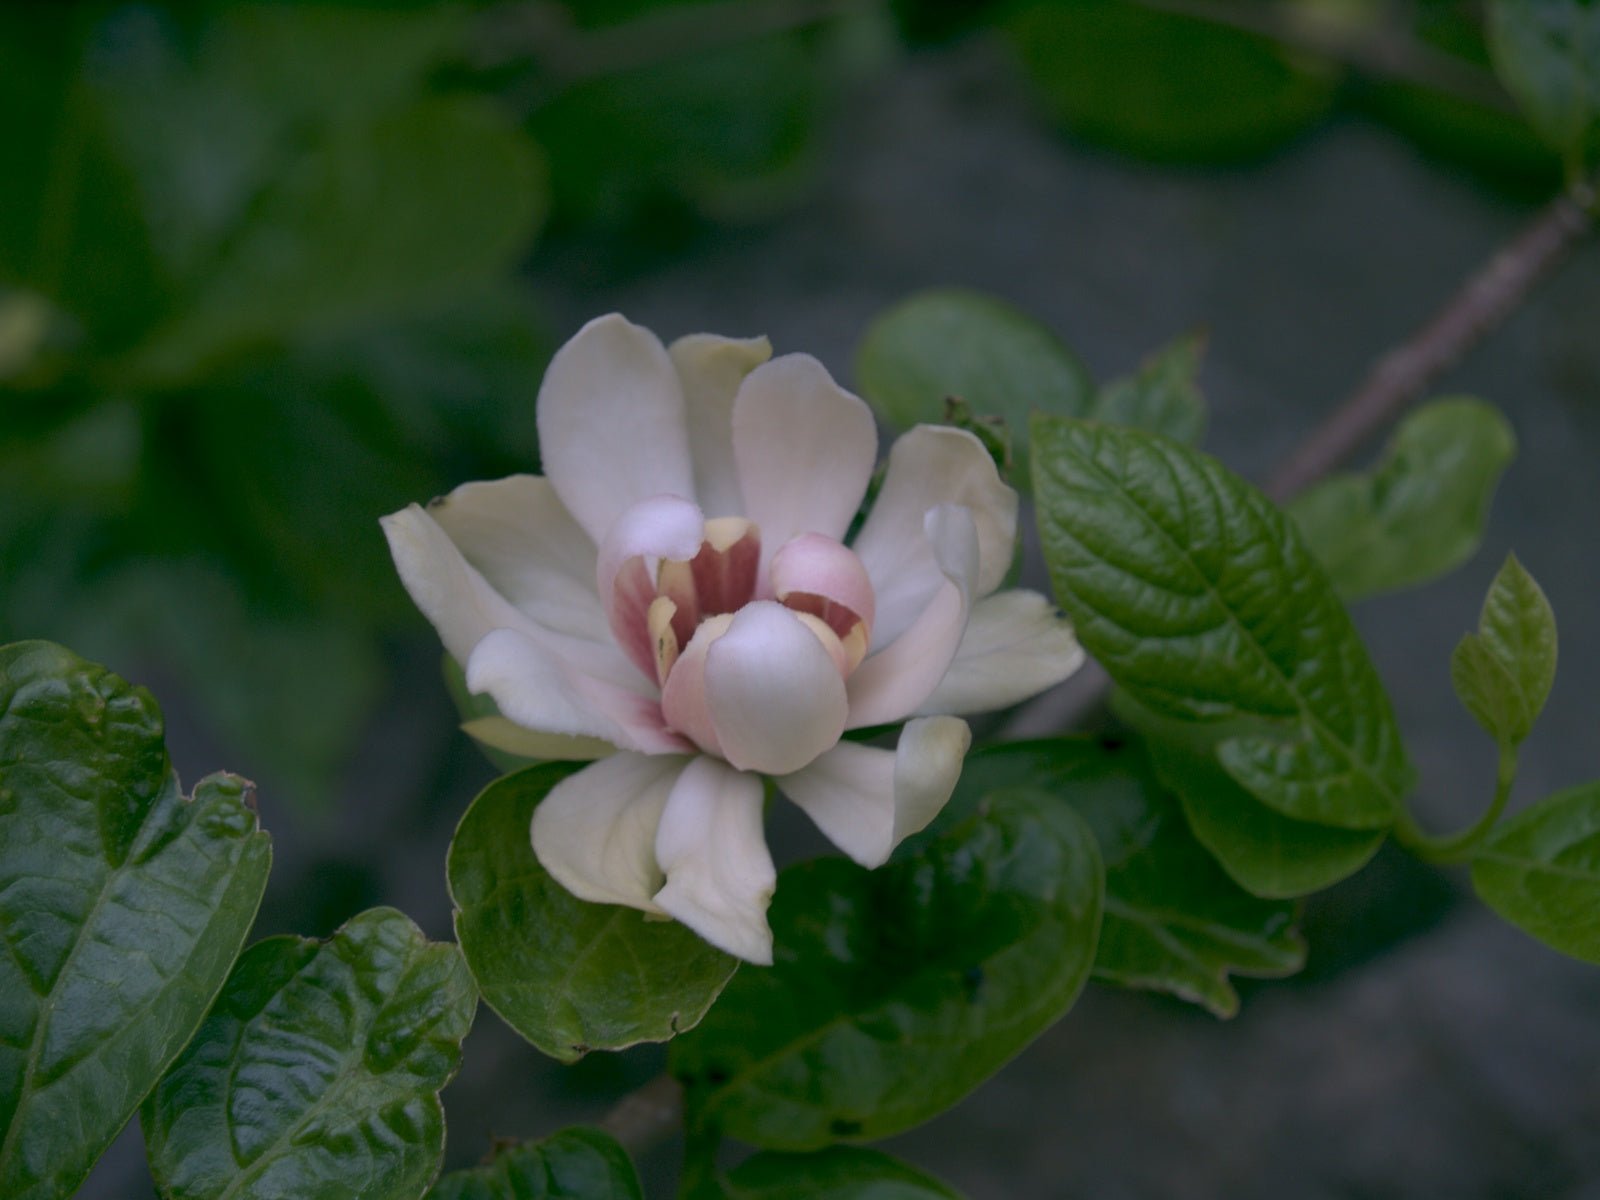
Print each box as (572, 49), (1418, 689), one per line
(769, 533), (875, 673)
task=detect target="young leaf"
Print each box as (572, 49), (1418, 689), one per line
(1487, 0), (1600, 174)
(1091, 334), (1207, 446)
(1473, 782), (1600, 963)
(721, 1147), (963, 1199)
(141, 907), (475, 1200)
(672, 790), (1102, 1149)
(854, 288), (1094, 487)
(427, 1127), (643, 1200)
(1450, 553), (1557, 746)
(1031, 417), (1414, 831)
(448, 764), (737, 1063)
(950, 738), (1303, 1017)
(0, 641), (272, 1200)
(1288, 398), (1517, 602)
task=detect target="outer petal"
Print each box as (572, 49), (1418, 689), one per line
(845, 505), (979, 730)
(852, 425), (1017, 649)
(537, 314), (696, 543)
(705, 601), (849, 776)
(532, 752), (692, 912)
(460, 716), (614, 762)
(467, 628), (692, 755)
(732, 354), (878, 584)
(670, 332), (772, 518)
(653, 757), (776, 964)
(426, 474), (609, 644)
(916, 591), (1086, 716)
(779, 716), (971, 869)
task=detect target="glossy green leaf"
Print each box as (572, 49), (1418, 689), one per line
(1091, 334), (1206, 445)
(1451, 554), (1557, 747)
(951, 738), (1303, 1017)
(1473, 782), (1600, 963)
(0, 641), (272, 1200)
(1031, 417), (1413, 831)
(427, 1127), (642, 1200)
(1488, 0), (1600, 173)
(672, 789), (1102, 1149)
(142, 907), (475, 1200)
(721, 1147), (962, 1199)
(1289, 398), (1516, 602)
(1007, 0), (1339, 163)
(448, 765), (737, 1063)
(854, 288), (1094, 488)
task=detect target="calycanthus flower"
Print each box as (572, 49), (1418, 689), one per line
(382, 314), (1085, 964)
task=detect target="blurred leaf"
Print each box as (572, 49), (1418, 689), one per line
(1488, 0), (1600, 174)
(721, 1147), (963, 1199)
(1091, 333), (1207, 445)
(1289, 398), (1516, 602)
(1473, 782), (1600, 963)
(672, 790), (1102, 1149)
(448, 765), (738, 1063)
(1031, 417), (1413, 832)
(0, 641), (272, 1200)
(1007, 0), (1339, 163)
(428, 1127), (643, 1200)
(951, 738), (1303, 1017)
(1450, 553), (1557, 747)
(142, 908), (476, 1200)
(855, 289), (1094, 489)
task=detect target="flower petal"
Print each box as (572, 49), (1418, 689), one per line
(460, 716), (615, 762)
(779, 716), (971, 868)
(532, 752), (691, 912)
(845, 505), (979, 729)
(770, 534), (875, 639)
(537, 314), (696, 543)
(670, 332), (772, 518)
(381, 503), (537, 665)
(916, 590), (1087, 716)
(467, 628), (692, 755)
(597, 496), (706, 681)
(852, 425), (1018, 649)
(731, 354), (878, 584)
(705, 601), (850, 776)
(654, 757), (775, 964)
(426, 474), (609, 644)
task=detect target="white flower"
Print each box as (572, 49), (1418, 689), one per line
(382, 314), (1084, 964)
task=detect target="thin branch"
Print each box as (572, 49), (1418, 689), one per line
(596, 1073), (684, 1152)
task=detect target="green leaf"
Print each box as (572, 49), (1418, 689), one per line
(854, 288), (1094, 489)
(448, 765), (737, 1063)
(1030, 416), (1413, 831)
(1006, 0), (1339, 164)
(142, 907), (476, 1200)
(671, 789), (1102, 1149)
(427, 1127), (642, 1200)
(0, 640), (272, 1200)
(1288, 398), (1517, 602)
(1091, 334), (1206, 445)
(1488, 0), (1600, 174)
(951, 738), (1303, 1017)
(1473, 782), (1600, 963)
(721, 1147), (962, 1199)
(1450, 553), (1558, 747)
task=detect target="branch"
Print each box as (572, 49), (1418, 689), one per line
(596, 1072), (684, 1151)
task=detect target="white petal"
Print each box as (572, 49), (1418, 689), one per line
(596, 496), (706, 681)
(426, 474), (609, 644)
(845, 505), (979, 729)
(731, 354), (878, 583)
(537, 314), (696, 543)
(653, 757), (775, 964)
(670, 332), (772, 518)
(779, 716), (971, 868)
(532, 752), (691, 911)
(460, 716), (614, 762)
(705, 601), (849, 776)
(852, 426), (1018, 649)
(381, 504), (536, 665)
(916, 591), (1086, 716)
(467, 628), (692, 755)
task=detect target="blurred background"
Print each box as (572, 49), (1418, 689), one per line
(3, 1), (1598, 1196)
